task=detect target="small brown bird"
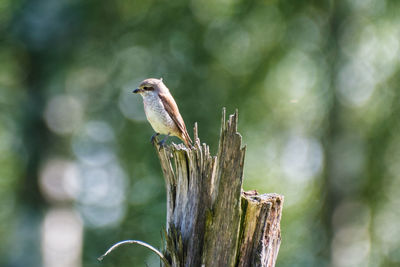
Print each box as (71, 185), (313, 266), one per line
(133, 78), (192, 148)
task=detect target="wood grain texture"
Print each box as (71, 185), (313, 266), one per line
(153, 109), (283, 267)
(237, 192), (283, 267)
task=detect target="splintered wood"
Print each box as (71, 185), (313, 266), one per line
(154, 109), (283, 267)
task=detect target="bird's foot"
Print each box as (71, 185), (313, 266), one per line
(157, 133), (170, 151)
(157, 139), (166, 150)
(150, 133), (160, 144)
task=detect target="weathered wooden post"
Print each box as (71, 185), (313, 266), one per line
(155, 109), (283, 267)
(99, 109), (283, 267)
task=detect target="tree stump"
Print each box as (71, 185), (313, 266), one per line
(154, 109), (283, 267)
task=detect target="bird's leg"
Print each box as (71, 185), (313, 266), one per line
(150, 132), (160, 144)
(157, 133), (170, 150)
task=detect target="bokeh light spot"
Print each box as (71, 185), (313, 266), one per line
(39, 159), (80, 202)
(44, 95), (83, 135)
(280, 135), (324, 183)
(42, 208), (83, 267)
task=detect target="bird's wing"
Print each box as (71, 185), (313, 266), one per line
(158, 92), (192, 146)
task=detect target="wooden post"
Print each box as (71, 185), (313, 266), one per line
(154, 109), (284, 267)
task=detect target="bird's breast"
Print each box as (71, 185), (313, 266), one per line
(143, 96), (177, 135)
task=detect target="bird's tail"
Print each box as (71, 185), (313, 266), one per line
(180, 130), (193, 148)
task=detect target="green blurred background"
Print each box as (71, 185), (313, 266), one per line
(1, 0), (400, 266)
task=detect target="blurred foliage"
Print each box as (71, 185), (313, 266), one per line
(1, 0), (400, 266)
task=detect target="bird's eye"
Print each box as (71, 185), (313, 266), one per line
(143, 86), (153, 91)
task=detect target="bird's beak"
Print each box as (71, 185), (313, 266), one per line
(133, 88), (141, 94)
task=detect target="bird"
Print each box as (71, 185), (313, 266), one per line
(133, 78), (192, 148)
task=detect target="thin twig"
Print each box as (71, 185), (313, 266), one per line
(98, 239), (171, 267)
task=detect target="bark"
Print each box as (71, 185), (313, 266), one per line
(154, 109), (283, 267)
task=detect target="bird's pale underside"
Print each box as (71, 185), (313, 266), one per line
(133, 78), (192, 147)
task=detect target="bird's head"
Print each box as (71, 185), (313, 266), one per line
(133, 78), (165, 97)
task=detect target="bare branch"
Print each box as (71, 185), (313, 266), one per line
(98, 239), (171, 267)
